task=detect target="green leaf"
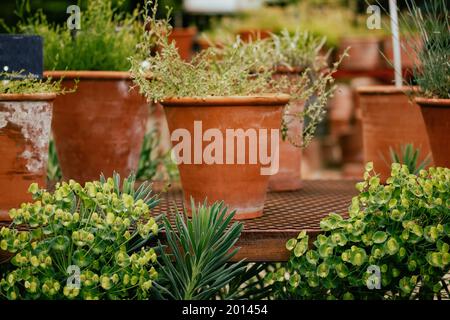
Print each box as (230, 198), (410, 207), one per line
(372, 231), (388, 244)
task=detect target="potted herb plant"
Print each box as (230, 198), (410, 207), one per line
(0, 72), (61, 221)
(17, 0), (149, 184)
(407, 0), (450, 167)
(267, 29), (342, 191)
(131, 6), (293, 219)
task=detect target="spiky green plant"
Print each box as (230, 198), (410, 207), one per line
(154, 201), (246, 300)
(388, 144), (431, 175)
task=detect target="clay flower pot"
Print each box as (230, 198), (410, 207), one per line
(46, 71), (149, 184)
(338, 36), (382, 71)
(268, 69), (304, 192)
(161, 95), (290, 220)
(237, 29), (272, 42)
(0, 93), (55, 221)
(357, 86), (432, 181)
(382, 35), (422, 70)
(168, 27), (197, 61)
(415, 97), (450, 167)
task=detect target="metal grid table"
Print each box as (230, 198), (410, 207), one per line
(153, 180), (358, 262)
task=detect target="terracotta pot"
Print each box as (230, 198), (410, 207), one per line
(46, 71), (149, 184)
(338, 36), (382, 71)
(358, 86), (433, 181)
(168, 27), (197, 61)
(268, 69), (304, 191)
(382, 35), (422, 70)
(237, 29), (272, 42)
(161, 95), (289, 219)
(0, 93), (55, 221)
(415, 97), (450, 168)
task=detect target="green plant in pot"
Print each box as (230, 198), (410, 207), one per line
(269, 163), (450, 300)
(16, 0), (150, 184)
(0, 173), (160, 300)
(403, 0), (450, 167)
(131, 2), (344, 219)
(268, 29), (343, 191)
(0, 72), (62, 222)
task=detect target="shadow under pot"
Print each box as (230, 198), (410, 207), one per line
(160, 95), (290, 220)
(357, 86), (433, 182)
(0, 93), (55, 221)
(415, 97), (450, 168)
(46, 71), (149, 184)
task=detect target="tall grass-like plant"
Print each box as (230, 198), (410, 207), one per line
(13, 0), (143, 71)
(401, 0), (450, 98)
(154, 202), (245, 300)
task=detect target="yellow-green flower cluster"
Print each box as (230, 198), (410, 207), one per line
(0, 174), (160, 300)
(269, 164), (450, 300)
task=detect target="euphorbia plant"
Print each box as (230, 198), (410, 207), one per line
(0, 174), (159, 300)
(269, 163), (450, 300)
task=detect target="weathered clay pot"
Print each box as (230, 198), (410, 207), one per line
(0, 93), (55, 221)
(268, 69), (304, 191)
(357, 86), (432, 181)
(238, 29), (272, 42)
(168, 27), (197, 61)
(161, 95), (289, 219)
(338, 36), (382, 71)
(46, 71), (149, 184)
(415, 97), (450, 168)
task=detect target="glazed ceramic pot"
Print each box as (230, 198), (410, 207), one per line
(338, 36), (382, 71)
(357, 86), (432, 181)
(0, 93), (55, 221)
(161, 95), (289, 219)
(168, 27), (197, 61)
(268, 69), (304, 191)
(415, 97), (450, 168)
(46, 71), (149, 184)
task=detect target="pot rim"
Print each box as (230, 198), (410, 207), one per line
(0, 93), (56, 101)
(415, 97), (450, 108)
(356, 85), (418, 95)
(160, 94), (291, 107)
(44, 70), (132, 80)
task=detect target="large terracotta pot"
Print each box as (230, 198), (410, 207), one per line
(46, 71), (149, 184)
(168, 27), (197, 61)
(338, 36), (382, 71)
(357, 86), (432, 181)
(268, 69), (303, 191)
(415, 98), (450, 168)
(161, 95), (289, 219)
(0, 93), (55, 221)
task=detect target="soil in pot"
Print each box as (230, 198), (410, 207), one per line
(0, 93), (55, 221)
(47, 71), (149, 184)
(161, 95), (289, 220)
(338, 36), (382, 71)
(168, 27), (197, 61)
(415, 98), (450, 168)
(357, 86), (433, 181)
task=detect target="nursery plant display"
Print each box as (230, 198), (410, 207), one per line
(17, 0), (149, 183)
(0, 174), (160, 300)
(357, 85), (432, 182)
(269, 163), (450, 300)
(403, 0), (450, 167)
(0, 72), (61, 222)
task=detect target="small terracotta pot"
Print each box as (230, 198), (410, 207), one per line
(338, 36), (382, 71)
(268, 69), (304, 191)
(161, 95), (289, 219)
(382, 35), (422, 69)
(237, 29), (272, 42)
(0, 93), (55, 221)
(168, 27), (197, 61)
(358, 86), (433, 181)
(415, 97), (450, 168)
(46, 71), (149, 184)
